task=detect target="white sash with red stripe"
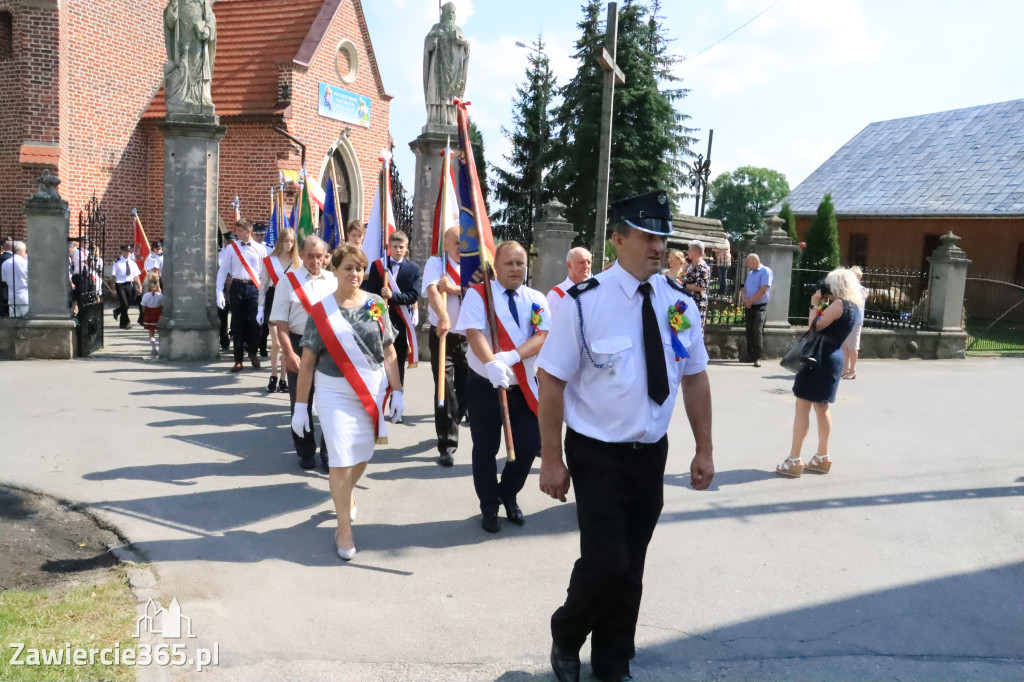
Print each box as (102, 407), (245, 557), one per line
(375, 259), (419, 367)
(263, 256), (284, 286)
(231, 242), (261, 289)
(472, 283), (540, 415)
(308, 295), (389, 444)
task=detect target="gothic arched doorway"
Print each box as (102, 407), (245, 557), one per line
(318, 134), (364, 241)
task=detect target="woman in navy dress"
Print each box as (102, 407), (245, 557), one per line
(776, 268), (863, 477)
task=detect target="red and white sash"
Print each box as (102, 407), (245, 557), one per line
(551, 286), (566, 299)
(284, 271), (315, 313)
(263, 256), (284, 286)
(471, 283), (540, 415)
(231, 242), (261, 288)
(445, 257), (461, 287)
(375, 259), (419, 367)
(308, 295), (389, 444)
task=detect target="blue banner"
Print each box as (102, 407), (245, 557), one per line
(318, 83), (371, 128)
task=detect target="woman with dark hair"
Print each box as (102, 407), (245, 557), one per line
(292, 243), (403, 560)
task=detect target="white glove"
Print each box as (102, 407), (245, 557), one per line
(291, 402), (310, 437)
(389, 390), (404, 423)
(216, 291), (226, 309)
(256, 306), (265, 325)
(494, 350), (521, 368)
(485, 360), (513, 389)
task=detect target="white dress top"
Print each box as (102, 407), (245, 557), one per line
(421, 255), (462, 333)
(268, 266), (338, 335)
(535, 261), (709, 444)
(546, 276), (575, 322)
(454, 279), (551, 383)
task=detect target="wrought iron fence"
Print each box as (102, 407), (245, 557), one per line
(964, 277), (1024, 353)
(389, 161), (414, 237)
(705, 259), (748, 326)
(788, 266), (929, 330)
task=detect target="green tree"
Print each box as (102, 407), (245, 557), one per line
(802, 193), (841, 270)
(491, 35), (557, 245)
(550, 0), (696, 248)
(777, 202), (798, 243)
(705, 166), (790, 239)
(468, 119), (491, 215)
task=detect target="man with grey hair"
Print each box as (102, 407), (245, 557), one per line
(741, 253), (772, 367)
(1, 241), (29, 317)
(546, 247), (592, 320)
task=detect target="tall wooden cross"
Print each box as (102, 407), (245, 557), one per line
(591, 1), (625, 271)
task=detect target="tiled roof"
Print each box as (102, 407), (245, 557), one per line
(777, 99), (1024, 217)
(19, 143), (60, 166)
(144, 0), (330, 119)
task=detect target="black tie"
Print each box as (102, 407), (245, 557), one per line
(639, 282), (670, 405)
(240, 241), (251, 246)
(505, 289), (520, 328)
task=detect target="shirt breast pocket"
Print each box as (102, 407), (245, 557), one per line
(589, 335), (636, 385)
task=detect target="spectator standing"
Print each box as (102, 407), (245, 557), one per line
(1, 241), (29, 317)
(681, 239), (711, 326)
(741, 253), (772, 367)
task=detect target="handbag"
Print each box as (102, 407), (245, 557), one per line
(780, 323), (826, 374)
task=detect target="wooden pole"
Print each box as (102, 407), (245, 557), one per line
(591, 2), (623, 271)
(329, 160), (344, 246)
(436, 253), (448, 408)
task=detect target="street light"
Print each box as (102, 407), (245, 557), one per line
(515, 40), (546, 56)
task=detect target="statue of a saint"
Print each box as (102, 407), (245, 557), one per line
(163, 0), (217, 114)
(423, 2), (470, 127)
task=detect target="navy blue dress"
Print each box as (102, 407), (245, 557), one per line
(792, 299), (856, 403)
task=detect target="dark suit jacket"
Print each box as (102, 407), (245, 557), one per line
(361, 256), (422, 332)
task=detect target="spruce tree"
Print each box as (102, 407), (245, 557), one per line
(802, 193), (841, 270)
(777, 202), (797, 243)
(550, 0), (695, 247)
(491, 35), (557, 245)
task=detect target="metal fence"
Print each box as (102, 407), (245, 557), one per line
(964, 277), (1024, 353)
(788, 266), (929, 330)
(705, 261), (748, 326)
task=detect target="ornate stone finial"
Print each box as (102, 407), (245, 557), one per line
(540, 198), (567, 222)
(422, 1), (470, 129)
(34, 169), (62, 199)
(759, 214), (797, 247)
(742, 228), (758, 245)
(929, 231), (970, 263)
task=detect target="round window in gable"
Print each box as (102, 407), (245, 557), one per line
(335, 40), (358, 84)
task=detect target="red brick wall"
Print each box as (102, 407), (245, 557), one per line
(795, 215), (1024, 280)
(0, 1), (59, 242)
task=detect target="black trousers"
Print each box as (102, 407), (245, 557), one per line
(466, 372), (539, 515)
(229, 280), (260, 363)
(288, 332), (326, 459)
(428, 327), (468, 455)
(114, 282), (134, 328)
(259, 286), (276, 355)
(745, 303), (768, 361)
(392, 319), (409, 385)
(551, 429), (668, 677)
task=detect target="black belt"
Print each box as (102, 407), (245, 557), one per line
(566, 427), (665, 451)
(748, 302), (768, 308)
(231, 279), (256, 286)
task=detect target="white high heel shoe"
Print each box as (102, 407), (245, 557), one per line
(336, 542), (357, 561)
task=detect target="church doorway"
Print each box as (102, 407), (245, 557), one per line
(320, 149), (352, 234)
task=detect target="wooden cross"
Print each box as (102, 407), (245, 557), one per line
(591, 1), (625, 271)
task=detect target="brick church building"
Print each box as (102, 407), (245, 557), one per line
(0, 0), (391, 259)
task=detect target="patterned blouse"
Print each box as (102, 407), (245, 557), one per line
(300, 293), (397, 376)
(682, 260), (711, 324)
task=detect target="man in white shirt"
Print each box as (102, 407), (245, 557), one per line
(546, 247), (593, 321)
(421, 226), (468, 467)
(112, 244), (141, 329)
(270, 235), (337, 471)
(1, 241), (29, 317)
(145, 240), (164, 273)
(0, 238), (13, 317)
(454, 241), (550, 533)
(217, 219), (267, 371)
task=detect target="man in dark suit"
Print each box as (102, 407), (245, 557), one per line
(362, 230), (422, 387)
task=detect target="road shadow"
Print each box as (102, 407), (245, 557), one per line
(666, 467), (778, 489)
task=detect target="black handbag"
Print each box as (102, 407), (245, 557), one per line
(780, 324), (826, 374)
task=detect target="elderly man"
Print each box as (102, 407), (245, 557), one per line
(1, 241), (29, 317)
(546, 247), (592, 320)
(741, 253), (773, 367)
(270, 235), (338, 472)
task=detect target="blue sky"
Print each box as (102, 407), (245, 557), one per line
(363, 0), (1024, 202)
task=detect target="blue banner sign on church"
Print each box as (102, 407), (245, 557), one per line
(318, 83), (371, 128)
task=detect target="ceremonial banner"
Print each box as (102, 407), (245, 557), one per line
(295, 176), (314, 239)
(132, 210), (150, 275)
(322, 176), (342, 250)
(455, 100), (496, 288)
(265, 191), (278, 248)
(431, 146), (460, 257)
(364, 155), (397, 263)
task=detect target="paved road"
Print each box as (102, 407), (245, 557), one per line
(2, 326), (1022, 681)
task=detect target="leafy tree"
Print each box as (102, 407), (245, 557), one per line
(705, 166), (790, 239)
(491, 35), (557, 245)
(469, 120), (491, 215)
(550, 0), (696, 248)
(777, 202), (798, 243)
(802, 193), (841, 270)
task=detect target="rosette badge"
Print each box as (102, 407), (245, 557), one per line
(668, 300), (692, 360)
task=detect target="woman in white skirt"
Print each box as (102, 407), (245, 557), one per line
(292, 243), (404, 560)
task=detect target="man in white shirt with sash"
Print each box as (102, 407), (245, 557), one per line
(422, 226), (469, 467)
(270, 235), (337, 471)
(546, 247), (593, 321)
(454, 240), (550, 533)
(217, 219), (267, 372)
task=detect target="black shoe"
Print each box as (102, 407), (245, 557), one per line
(278, 378), (289, 393)
(112, 309), (119, 321)
(267, 376), (278, 393)
(318, 451), (329, 474)
(550, 643), (581, 682)
(299, 455), (315, 471)
(438, 451), (454, 467)
(594, 675), (632, 682)
(481, 513), (500, 533)
(260, 349), (269, 358)
(504, 502), (525, 526)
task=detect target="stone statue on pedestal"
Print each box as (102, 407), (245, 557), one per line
(423, 2), (469, 128)
(163, 0), (217, 114)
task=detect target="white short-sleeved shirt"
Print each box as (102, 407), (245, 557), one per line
(112, 257), (141, 283)
(145, 253), (163, 272)
(454, 279), (551, 382)
(141, 291), (163, 308)
(546, 276), (575, 321)
(269, 267), (338, 335)
(421, 255), (462, 333)
(535, 262), (709, 444)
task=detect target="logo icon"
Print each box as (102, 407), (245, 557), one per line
(135, 597), (197, 640)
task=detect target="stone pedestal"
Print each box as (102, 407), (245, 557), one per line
(159, 115), (226, 361)
(408, 129), (457, 268)
(927, 232), (971, 332)
(756, 216), (799, 328)
(531, 199), (577, 293)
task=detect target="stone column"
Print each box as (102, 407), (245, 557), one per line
(159, 114), (226, 361)
(927, 232), (971, 331)
(756, 216), (799, 328)
(531, 199), (577, 294)
(18, 171), (76, 358)
(408, 129), (456, 268)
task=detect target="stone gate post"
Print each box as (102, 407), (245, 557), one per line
(530, 199), (577, 293)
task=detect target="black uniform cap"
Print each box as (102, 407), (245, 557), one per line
(252, 223), (268, 235)
(610, 190), (674, 236)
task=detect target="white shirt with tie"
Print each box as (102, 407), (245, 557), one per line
(113, 256), (141, 284)
(536, 262), (709, 444)
(216, 240), (267, 292)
